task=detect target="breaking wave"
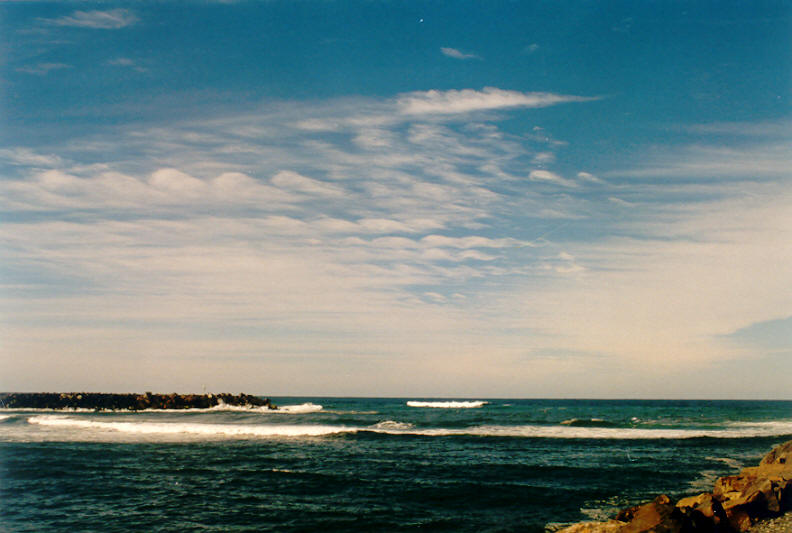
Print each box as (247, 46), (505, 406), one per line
(560, 418), (619, 428)
(407, 401), (488, 409)
(24, 416), (792, 441)
(371, 420), (414, 430)
(27, 415), (350, 437)
(274, 403), (323, 414)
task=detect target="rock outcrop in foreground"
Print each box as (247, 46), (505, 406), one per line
(0, 392), (275, 411)
(558, 440), (792, 533)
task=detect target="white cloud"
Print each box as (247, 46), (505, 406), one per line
(576, 171), (604, 184)
(5, 90), (788, 396)
(1, 168), (297, 211)
(44, 9), (138, 29)
(398, 87), (594, 115)
(532, 152), (556, 164)
(271, 170), (345, 197)
(440, 47), (481, 60)
(421, 235), (526, 249)
(0, 148), (62, 167)
(528, 169), (577, 187)
(16, 63), (71, 75)
(608, 143), (792, 179)
(107, 57), (147, 72)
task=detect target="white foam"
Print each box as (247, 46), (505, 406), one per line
(406, 400), (488, 408)
(371, 420), (414, 430)
(0, 415), (11, 422)
(373, 422), (792, 439)
(23, 415), (792, 441)
(208, 402), (271, 412)
(27, 415), (353, 438)
(274, 403), (323, 414)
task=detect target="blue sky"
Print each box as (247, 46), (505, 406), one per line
(1, 1), (790, 397)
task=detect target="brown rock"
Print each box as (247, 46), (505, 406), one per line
(711, 441), (792, 531)
(759, 441), (792, 467)
(676, 492), (733, 532)
(556, 520), (627, 533)
(615, 494), (683, 533)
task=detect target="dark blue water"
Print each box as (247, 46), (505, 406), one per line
(1, 398), (791, 532)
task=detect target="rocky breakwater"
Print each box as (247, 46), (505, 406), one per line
(558, 440), (792, 533)
(0, 392), (276, 411)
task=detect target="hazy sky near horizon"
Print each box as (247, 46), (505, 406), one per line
(1, 1), (790, 398)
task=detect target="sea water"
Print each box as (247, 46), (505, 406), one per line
(1, 398), (791, 532)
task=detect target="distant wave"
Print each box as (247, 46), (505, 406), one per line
(371, 420), (414, 430)
(407, 401), (488, 409)
(274, 403), (323, 414)
(25, 416), (792, 441)
(560, 418), (619, 428)
(27, 415), (347, 437)
(208, 402), (323, 414)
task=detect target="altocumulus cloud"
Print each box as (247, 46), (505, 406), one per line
(2, 86), (788, 396)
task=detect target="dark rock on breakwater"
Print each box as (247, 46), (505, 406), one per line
(0, 392), (276, 411)
(557, 440), (792, 532)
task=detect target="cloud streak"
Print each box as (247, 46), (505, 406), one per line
(398, 87), (596, 115)
(43, 9), (138, 29)
(441, 47), (481, 60)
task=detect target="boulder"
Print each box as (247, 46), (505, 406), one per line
(711, 441), (792, 531)
(556, 520), (627, 533)
(547, 441), (792, 533)
(675, 492), (732, 532)
(615, 495), (683, 533)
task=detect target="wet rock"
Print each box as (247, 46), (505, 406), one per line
(0, 392), (273, 411)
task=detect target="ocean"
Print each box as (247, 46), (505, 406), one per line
(1, 398), (791, 532)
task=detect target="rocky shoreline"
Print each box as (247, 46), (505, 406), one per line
(0, 392), (276, 411)
(557, 439), (792, 532)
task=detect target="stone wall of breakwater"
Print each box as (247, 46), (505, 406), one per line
(0, 392), (275, 411)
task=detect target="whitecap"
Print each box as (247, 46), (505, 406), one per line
(365, 421), (792, 439)
(23, 415), (792, 442)
(370, 420), (414, 430)
(273, 403), (323, 414)
(27, 415), (353, 438)
(0, 415), (11, 422)
(406, 400), (488, 408)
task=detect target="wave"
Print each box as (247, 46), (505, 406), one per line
(274, 403), (323, 414)
(27, 415), (351, 437)
(0, 415), (11, 422)
(24, 416), (792, 441)
(560, 418), (619, 428)
(406, 401), (488, 409)
(207, 402), (323, 414)
(371, 420), (414, 430)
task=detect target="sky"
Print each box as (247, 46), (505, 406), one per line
(1, 1), (790, 398)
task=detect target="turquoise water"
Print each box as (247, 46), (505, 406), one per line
(1, 398), (791, 531)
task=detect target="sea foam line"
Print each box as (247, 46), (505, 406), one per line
(27, 415), (350, 437)
(25, 416), (792, 440)
(407, 400), (488, 408)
